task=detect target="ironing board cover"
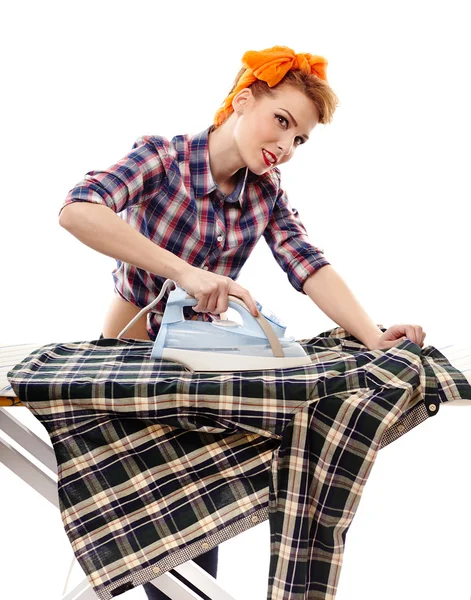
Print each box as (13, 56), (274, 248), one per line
(7, 326), (471, 600)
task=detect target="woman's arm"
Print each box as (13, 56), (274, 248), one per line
(304, 266), (426, 350)
(303, 265), (426, 349)
(303, 265), (386, 349)
(262, 178), (424, 349)
(59, 202), (187, 280)
(59, 202), (259, 316)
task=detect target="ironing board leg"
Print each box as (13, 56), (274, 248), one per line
(57, 562), (227, 600)
(145, 571), (216, 599)
(55, 552), (234, 599)
(171, 562), (237, 600)
(59, 574), (219, 600)
(0, 428), (59, 506)
(0, 408), (237, 600)
(0, 407), (58, 474)
(60, 578), (102, 600)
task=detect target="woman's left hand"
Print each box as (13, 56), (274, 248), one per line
(368, 324), (426, 350)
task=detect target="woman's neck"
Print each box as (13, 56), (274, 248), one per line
(207, 120), (244, 192)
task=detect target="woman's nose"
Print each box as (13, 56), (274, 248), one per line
(278, 137), (295, 156)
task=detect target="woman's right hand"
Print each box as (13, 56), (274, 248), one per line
(175, 266), (259, 317)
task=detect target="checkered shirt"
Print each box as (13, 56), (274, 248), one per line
(59, 126), (330, 339)
(7, 327), (471, 599)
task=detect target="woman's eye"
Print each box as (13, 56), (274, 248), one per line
(275, 114), (288, 127)
(275, 115), (305, 146)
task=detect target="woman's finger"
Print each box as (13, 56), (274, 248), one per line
(213, 290), (230, 315)
(237, 289), (259, 317)
(207, 287), (224, 314)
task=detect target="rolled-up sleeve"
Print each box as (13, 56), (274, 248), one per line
(263, 183), (330, 293)
(59, 136), (165, 217)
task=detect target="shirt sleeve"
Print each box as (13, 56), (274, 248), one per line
(262, 180), (330, 294)
(58, 136), (165, 217)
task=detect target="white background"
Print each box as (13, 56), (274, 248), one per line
(1, 1), (471, 599)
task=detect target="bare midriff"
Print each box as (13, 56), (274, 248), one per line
(102, 294), (151, 340)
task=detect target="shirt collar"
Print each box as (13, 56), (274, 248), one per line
(189, 125), (251, 208)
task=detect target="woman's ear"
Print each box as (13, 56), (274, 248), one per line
(232, 88), (253, 114)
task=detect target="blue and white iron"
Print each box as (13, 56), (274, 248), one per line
(149, 282), (312, 372)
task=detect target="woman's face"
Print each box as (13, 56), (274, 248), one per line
(232, 84), (320, 174)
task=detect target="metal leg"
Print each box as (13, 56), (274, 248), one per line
(146, 570), (214, 599)
(172, 562), (237, 600)
(61, 578), (102, 600)
(61, 574), (212, 600)
(0, 407), (236, 600)
(0, 431), (59, 507)
(0, 407), (58, 473)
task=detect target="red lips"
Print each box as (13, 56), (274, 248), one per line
(262, 148), (277, 166)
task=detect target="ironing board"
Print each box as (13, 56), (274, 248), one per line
(0, 343), (236, 600)
(2, 338), (471, 599)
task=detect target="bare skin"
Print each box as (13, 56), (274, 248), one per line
(102, 294), (150, 340)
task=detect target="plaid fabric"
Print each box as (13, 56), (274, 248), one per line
(7, 327), (471, 599)
(0, 343), (45, 404)
(58, 126), (329, 340)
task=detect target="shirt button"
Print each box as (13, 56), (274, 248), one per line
(152, 566), (161, 575)
(217, 235), (223, 242)
(202, 265), (209, 270)
(251, 515), (259, 524)
(396, 423), (405, 433)
(429, 404), (437, 412)
(201, 542), (209, 550)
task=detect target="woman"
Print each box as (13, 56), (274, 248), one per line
(58, 45), (425, 599)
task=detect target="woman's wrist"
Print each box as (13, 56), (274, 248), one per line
(166, 260), (195, 285)
(364, 330), (384, 350)
(350, 322), (383, 350)
(154, 253), (193, 282)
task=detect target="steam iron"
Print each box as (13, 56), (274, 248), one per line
(151, 283), (312, 372)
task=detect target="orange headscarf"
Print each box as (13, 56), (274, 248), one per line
(213, 45), (328, 127)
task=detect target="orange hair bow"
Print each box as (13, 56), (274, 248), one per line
(214, 45), (328, 126)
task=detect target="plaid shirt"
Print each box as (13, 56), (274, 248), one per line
(8, 328), (471, 599)
(60, 126), (329, 340)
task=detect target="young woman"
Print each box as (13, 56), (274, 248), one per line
(58, 45), (425, 599)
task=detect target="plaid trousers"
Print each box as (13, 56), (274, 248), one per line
(7, 326), (471, 599)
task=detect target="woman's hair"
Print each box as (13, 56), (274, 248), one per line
(216, 67), (339, 127)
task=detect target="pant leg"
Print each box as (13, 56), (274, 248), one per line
(143, 546), (219, 600)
